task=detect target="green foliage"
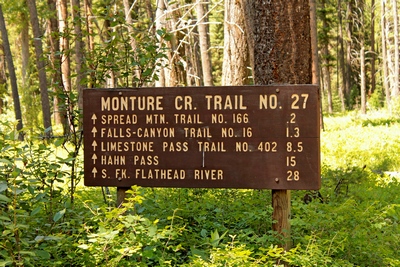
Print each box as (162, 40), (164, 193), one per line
(209, 1), (224, 85)
(322, 112), (400, 171)
(84, 9), (169, 88)
(291, 167), (400, 266)
(391, 96), (400, 117)
(368, 87), (386, 110)
(1, 112), (400, 266)
(0, 120), (78, 266)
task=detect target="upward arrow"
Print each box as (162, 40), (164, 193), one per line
(92, 154), (98, 164)
(92, 167), (98, 178)
(92, 140), (98, 151)
(92, 127), (97, 137)
(91, 114), (97, 124)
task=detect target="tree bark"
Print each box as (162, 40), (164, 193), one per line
(0, 4), (24, 139)
(392, 0), (399, 97)
(360, 45), (366, 114)
(320, 0), (333, 114)
(345, 1), (353, 104)
(381, 0), (390, 110)
(0, 44), (5, 114)
(309, 0), (319, 86)
(26, 0), (52, 138)
(58, 0), (72, 93)
(48, 0), (65, 128)
(370, 0), (376, 96)
(197, 0), (214, 86)
(250, 0), (312, 85)
(145, 0), (154, 34)
(360, 1), (366, 114)
(84, 0), (95, 88)
(123, 0), (142, 87)
(70, 0), (85, 110)
(164, 2), (183, 87)
(20, 14), (30, 87)
(310, 0), (323, 130)
(155, 0), (166, 87)
(337, 0), (346, 111)
(222, 0), (250, 86)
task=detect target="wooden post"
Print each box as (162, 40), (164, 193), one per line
(272, 190), (291, 251)
(117, 187), (129, 207)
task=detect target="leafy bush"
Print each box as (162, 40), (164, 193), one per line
(1, 112), (400, 266)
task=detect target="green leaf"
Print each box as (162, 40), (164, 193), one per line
(210, 230), (220, 247)
(27, 185), (35, 195)
(53, 209), (66, 222)
(0, 260), (13, 267)
(190, 247), (208, 261)
(0, 181), (7, 192)
(0, 194), (11, 203)
(0, 216), (11, 222)
(54, 138), (64, 147)
(78, 244), (89, 250)
(0, 158), (12, 165)
(31, 206), (42, 216)
(44, 126), (52, 133)
(19, 251), (35, 256)
(35, 250), (51, 259)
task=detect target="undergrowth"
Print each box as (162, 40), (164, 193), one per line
(1, 111), (400, 266)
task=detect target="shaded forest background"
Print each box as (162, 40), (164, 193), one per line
(0, 0), (399, 137)
(0, 0), (400, 266)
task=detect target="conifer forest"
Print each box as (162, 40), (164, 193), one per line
(0, 0), (399, 266)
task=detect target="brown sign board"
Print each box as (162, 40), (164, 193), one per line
(83, 85), (320, 190)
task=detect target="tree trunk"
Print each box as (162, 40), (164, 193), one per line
(70, 0), (85, 110)
(381, 0), (390, 110)
(345, 1), (353, 106)
(184, 26), (202, 86)
(320, 0), (333, 114)
(242, 0), (312, 252)
(123, 0), (142, 87)
(309, 0), (319, 86)
(0, 4), (24, 139)
(145, 0), (154, 34)
(101, 1), (115, 88)
(360, 1), (366, 114)
(250, 1), (312, 85)
(84, 0), (95, 88)
(221, 0), (250, 86)
(20, 14), (30, 87)
(58, 0), (72, 93)
(26, 0), (52, 138)
(0, 44), (5, 114)
(337, 0), (346, 111)
(370, 0), (375, 96)
(48, 0), (65, 128)
(392, 0), (399, 97)
(310, 0), (323, 130)
(164, 2), (183, 87)
(197, 0), (214, 86)
(360, 45), (366, 114)
(58, 0), (72, 133)
(155, 0), (166, 87)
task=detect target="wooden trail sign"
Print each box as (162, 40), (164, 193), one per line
(83, 85), (320, 190)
